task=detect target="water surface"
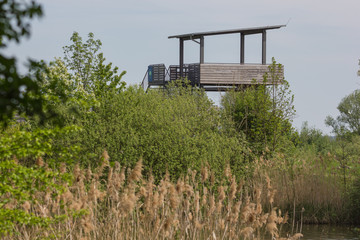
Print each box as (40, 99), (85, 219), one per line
(285, 224), (359, 240)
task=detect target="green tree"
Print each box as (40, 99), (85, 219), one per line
(325, 89), (360, 135)
(0, 159), (71, 236)
(0, 123), (81, 167)
(325, 89), (360, 191)
(0, 0), (44, 125)
(221, 59), (296, 154)
(36, 32), (127, 125)
(61, 32), (126, 98)
(298, 121), (332, 154)
(0, 122), (82, 236)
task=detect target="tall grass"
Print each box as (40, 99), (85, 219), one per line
(256, 152), (346, 225)
(2, 151), (303, 240)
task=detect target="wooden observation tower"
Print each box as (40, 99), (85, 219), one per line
(141, 25), (285, 91)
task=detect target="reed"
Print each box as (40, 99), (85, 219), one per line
(2, 152), (302, 240)
(255, 153), (346, 225)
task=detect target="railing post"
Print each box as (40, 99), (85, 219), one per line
(240, 33), (245, 64)
(200, 36), (204, 64)
(262, 30), (266, 65)
(180, 38), (184, 78)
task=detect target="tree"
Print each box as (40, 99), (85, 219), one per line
(298, 121), (331, 154)
(221, 59), (296, 154)
(0, 124), (83, 236)
(36, 32), (127, 124)
(325, 89), (360, 190)
(325, 89), (360, 135)
(61, 32), (126, 98)
(0, 0), (44, 125)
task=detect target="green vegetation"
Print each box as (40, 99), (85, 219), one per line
(1, 0), (360, 238)
(325, 89), (360, 135)
(33, 32), (248, 181)
(221, 61), (296, 155)
(0, 0), (45, 125)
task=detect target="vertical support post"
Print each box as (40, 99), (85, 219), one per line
(262, 30), (266, 65)
(240, 33), (245, 64)
(200, 36), (204, 64)
(180, 38), (184, 78)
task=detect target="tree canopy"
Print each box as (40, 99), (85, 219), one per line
(0, 0), (44, 125)
(221, 59), (296, 154)
(325, 89), (360, 136)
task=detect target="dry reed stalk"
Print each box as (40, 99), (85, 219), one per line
(240, 226), (254, 240)
(201, 165), (209, 183)
(128, 158), (143, 183)
(35, 157), (44, 167)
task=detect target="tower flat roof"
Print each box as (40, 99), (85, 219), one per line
(168, 24), (286, 40)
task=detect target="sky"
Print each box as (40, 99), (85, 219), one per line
(6, 0), (360, 134)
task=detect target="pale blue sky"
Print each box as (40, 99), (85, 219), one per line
(7, 0), (360, 134)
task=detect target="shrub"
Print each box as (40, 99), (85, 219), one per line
(55, 82), (248, 181)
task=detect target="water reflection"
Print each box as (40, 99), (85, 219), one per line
(287, 225), (359, 240)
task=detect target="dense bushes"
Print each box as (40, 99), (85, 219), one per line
(28, 32), (248, 181)
(53, 81), (249, 181)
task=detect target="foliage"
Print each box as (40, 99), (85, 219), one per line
(330, 135), (360, 191)
(36, 33), (248, 181)
(298, 121), (332, 154)
(0, 123), (81, 167)
(0, 122), (84, 236)
(325, 89), (360, 193)
(325, 89), (360, 135)
(61, 31), (126, 98)
(0, 1), (85, 235)
(53, 81), (249, 181)
(35, 32), (127, 126)
(0, 0), (45, 126)
(221, 59), (296, 155)
(0, 159), (72, 236)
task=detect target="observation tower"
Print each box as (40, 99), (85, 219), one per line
(141, 25), (285, 91)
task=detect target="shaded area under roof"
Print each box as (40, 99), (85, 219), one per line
(168, 24), (286, 40)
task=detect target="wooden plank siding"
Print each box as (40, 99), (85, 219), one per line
(200, 64), (283, 85)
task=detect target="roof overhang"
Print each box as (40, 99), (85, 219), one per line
(168, 24), (286, 40)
